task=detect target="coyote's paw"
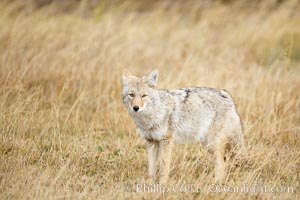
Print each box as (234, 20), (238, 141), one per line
(159, 175), (169, 185)
(147, 175), (156, 184)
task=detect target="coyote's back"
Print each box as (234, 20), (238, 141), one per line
(160, 87), (245, 151)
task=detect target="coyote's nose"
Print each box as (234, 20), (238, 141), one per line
(133, 106), (139, 112)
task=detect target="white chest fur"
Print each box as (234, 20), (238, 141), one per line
(131, 109), (169, 141)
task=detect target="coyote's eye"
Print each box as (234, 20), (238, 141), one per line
(142, 94), (148, 98)
(129, 93), (135, 97)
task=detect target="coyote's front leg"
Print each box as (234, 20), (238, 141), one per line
(146, 140), (159, 183)
(159, 134), (173, 184)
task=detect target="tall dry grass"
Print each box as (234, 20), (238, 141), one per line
(0, 1), (299, 199)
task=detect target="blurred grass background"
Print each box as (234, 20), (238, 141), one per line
(0, 0), (299, 199)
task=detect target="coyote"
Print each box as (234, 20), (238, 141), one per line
(122, 69), (246, 183)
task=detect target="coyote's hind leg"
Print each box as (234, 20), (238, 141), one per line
(214, 139), (226, 182)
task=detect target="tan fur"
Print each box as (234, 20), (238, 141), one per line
(131, 96), (144, 108)
(158, 133), (173, 184)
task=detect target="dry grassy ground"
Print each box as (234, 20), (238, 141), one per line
(0, 1), (300, 199)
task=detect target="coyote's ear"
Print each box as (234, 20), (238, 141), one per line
(147, 69), (158, 87)
(122, 69), (132, 85)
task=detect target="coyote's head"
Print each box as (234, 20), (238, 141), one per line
(122, 69), (159, 114)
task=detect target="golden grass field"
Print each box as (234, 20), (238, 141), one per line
(0, 1), (299, 199)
